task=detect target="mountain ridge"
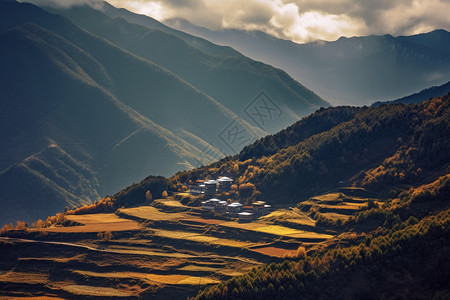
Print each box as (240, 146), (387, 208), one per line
(166, 18), (450, 105)
(0, 0), (327, 225)
(373, 81), (450, 106)
(41, 3), (329, 133)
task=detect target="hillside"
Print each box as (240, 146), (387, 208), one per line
(99, 1), (240, 57)
(373, 81), (450, 106)
(167, 19), (450, 105)
(0, 0), (332, 225)
(41, 3), (329, 133)
(0, 1), (258, 224)
(162, 96), (447, 212)
(0, 96), (448, 299)
(186, 95), (450, 299)
(1, 95), (449, 299)
(194, 207), (450, 299)
(0, 21), (214, 223)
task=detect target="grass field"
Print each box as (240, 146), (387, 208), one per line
(3, 297), (66, 300)
(298, 189), (379, 225)
(182, 218), (224, 225)
(0, 271), (47, 284)
(152, 229), (255, 248)
(42, 213), (141, 233)
(118, 206), (187, 221)
(0, 194), (349, 299)
(73, 270), (219, 285)
(251, 247), (298, 258)
(154, 199), (190, 208)
(61, 285), (133, 297)
(179, 265), (220, 272)
(219, 221), (331, 240)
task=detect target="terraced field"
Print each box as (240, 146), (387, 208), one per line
(0, 189), (375, 299)
(42, 213), (141, 233)
(298, 188), (382, 224)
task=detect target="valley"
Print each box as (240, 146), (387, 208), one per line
(0, 1), (449, 299)
(0, 187), (376, 299)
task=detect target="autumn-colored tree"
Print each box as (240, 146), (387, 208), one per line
(0, 223), (14, 235)
(15, 220), (27, 231)
(66, 197), (114, 215)
(145, 190), (153, 201)
(296, 246), (307, 259)
(103, 231), (113, 241)
(33, 219), (44, 230)
(239, 182), (256, 198)
(233, 163), (239, 174)
(97, 231), (113, 241)
(162, 191), (168, 198)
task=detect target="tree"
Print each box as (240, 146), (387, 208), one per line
(145, 190), (153, 201)
(162, 191), (168, 198)
(97, 231), (113, 241)
(0, 223), (14, 235)
(239, 182), (256, 198)
(103, 231), (113, 241)
(296, 246), (307, 259)
(233, 163), (239, 174)
(15, 220), (27, 231)
(33, 219), (44, 230)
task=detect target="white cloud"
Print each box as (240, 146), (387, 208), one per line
(24, 0), (450, 43)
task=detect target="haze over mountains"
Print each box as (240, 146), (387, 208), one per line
(0, 0), (328, 225)
(167, 18), (450, 105)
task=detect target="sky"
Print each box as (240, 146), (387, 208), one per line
(26, 0), (450, 43)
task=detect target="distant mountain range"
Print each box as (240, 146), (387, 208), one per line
(167, 18), (450, 105)
(372, 81), (450, 106)
(0, 1), (327, 225)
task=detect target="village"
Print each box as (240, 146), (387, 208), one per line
(189, 177), (272, 222)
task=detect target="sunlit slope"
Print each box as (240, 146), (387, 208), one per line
(47, 4), (329, 133)
(0, 20), (215, 224)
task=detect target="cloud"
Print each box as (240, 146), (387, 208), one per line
(23, 0), (450, 43)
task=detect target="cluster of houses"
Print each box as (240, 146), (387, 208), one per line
(189, 176), (233, 197)
(201, 199), (271, 221)
(191, 176), (271, 221)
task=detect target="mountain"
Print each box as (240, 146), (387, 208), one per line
(39, 2), (329, 134)
(0, 1), (328, 225)
(0, 94), (448, 298)
(92, 94), (450, 218)
(166, 94), (450, 207)
(9, 94), (446, 299)
(0, 1), (255, 224)
(167, 18), (450, 105)
(99, 1), (240, 57)
(180, 95), (450, 299)
(373, 81), (450, 106)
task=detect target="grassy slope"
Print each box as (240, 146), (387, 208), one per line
(0, 1), (266, 224)
(48, 5), (329, 133)
(0, 20), (208, 224)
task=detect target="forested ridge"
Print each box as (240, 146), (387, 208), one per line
(36, 94), (449, 217)
(192, 208), (450, 300)
(186, 94), (450, 299)
(169, 94), (450, 203)
(3, 92), (448, 300)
